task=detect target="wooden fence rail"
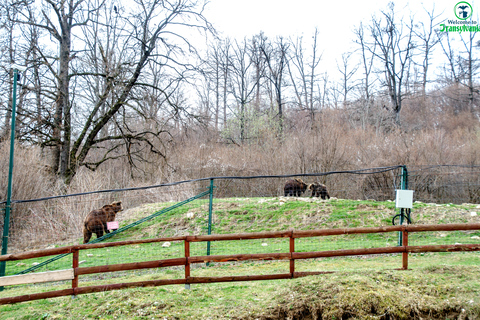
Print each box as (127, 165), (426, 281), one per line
(0, 223), (479, 305)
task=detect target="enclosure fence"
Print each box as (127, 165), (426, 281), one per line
(0, 164), (479, 299)
(0, 222), (479, 304)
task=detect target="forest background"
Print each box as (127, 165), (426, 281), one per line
(0, 0), (479, 245)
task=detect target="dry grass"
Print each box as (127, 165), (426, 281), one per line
(1, 110), (480, 252)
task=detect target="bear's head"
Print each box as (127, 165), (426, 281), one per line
(110, 201), (123, 213)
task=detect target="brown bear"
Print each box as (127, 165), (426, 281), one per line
(308, 182), (330, 200)
(284, 178), (308, 197)
(83, 201), (123, 243)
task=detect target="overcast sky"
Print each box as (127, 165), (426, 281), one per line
(202, 0), (479, 78)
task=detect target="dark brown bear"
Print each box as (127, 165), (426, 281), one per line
(308, 182), (330, 200)
(284, 178), (308, 197)
(83, 201), (123, 243)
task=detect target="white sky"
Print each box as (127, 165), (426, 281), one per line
(203, 0), (479, 79)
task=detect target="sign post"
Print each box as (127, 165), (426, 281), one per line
(395, 189), (413, 246)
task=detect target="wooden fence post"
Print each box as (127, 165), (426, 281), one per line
(290, 231), (295, 277)
(402, 227), (408, 270)
(72, 249), (79, 297)
(185, 239), (190, 289)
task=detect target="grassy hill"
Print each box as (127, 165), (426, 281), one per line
(1, 197), (480, 319)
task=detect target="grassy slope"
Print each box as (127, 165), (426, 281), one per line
(1, 197), (480, 319)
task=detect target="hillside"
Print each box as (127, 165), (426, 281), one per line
(1, 197), (480, 319)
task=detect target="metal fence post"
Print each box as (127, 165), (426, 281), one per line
(398, 166), (409, 246)
(0, 68), (20, 287)
(206, 179), (214, 261)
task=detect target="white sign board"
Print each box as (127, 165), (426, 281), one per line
(395, 190), (414, 208)
(107, 221), (119, 230)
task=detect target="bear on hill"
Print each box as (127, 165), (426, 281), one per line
(83, 201), (123, 243)
(308, 182), (330, 199)
(284, 178), (308, 197)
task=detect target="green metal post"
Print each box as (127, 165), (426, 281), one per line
(206, 179), (214, 261)
(0, 68), (20, 281)
(398, 165), (408, 246)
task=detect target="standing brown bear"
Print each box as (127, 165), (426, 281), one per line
(284, 178), (308, 197)
(83, 201), (123, 243)
(308, 182), (330, 200)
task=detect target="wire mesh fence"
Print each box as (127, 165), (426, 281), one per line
(409, 165), (480, 204)
(1, 165), (480, 297)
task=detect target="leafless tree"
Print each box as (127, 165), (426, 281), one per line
(250, 33), (267, 112)
(412, 6), (442, 98)
(354, 22), (376, 103)
(261, 36), (290, 137)
(8, 0), (212, 183)
(64, 0), (212, 183)
(288, 28), (322, 124)
(439, 29), (479, 114)
(353, 22), (377, 129)
(368, 2), (415, 125)
(229, 38), (259, 142)
(458, 29), (479, 113)
(8, 0), (91, 177)
(0, 0), (20, 141)
(202, 38), (231, 130)
(202, 42), (223, 130)
(439, 32), (459, 83)
(220, 38), (231, 128)
(336, 51), (359, 105)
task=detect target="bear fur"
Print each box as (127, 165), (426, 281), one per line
(284, 178), (308, 197)
(83, 201), (123, 243)
(308, 182), (330, 199)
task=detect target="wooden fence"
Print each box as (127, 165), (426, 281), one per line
(1, 223), (480, 305)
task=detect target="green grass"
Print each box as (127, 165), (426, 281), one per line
(1, 256), (480, 319)
(5, 197), (479, 275)
(1, 196), (480, 319)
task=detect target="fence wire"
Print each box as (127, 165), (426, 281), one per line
(1, 165), (480, 296)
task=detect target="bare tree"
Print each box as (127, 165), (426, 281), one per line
(353, 22), (377, 129)
(65, 0), (212, 183)
(412, 6), (442, 98)
(207, 42), (223, 130)
(220, 38), (231, 128)
(0, 0), (19, 141)
(439, 32), (459, 83)
(354, 22), (376, 103)
(261, 36), (289, 137)
(288, 28), (322, 124)
(9, 0), (91, 176)
(250, 33), (267, 112)
(439, 28), (479, 114)
(458, 29), (479, 113)
(368, 2), (415, 124)
(336, 51), (359, 105)
(229, 38), (259, 142)
(201, 39), (231, 131)
(9, 0), (212, 183)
